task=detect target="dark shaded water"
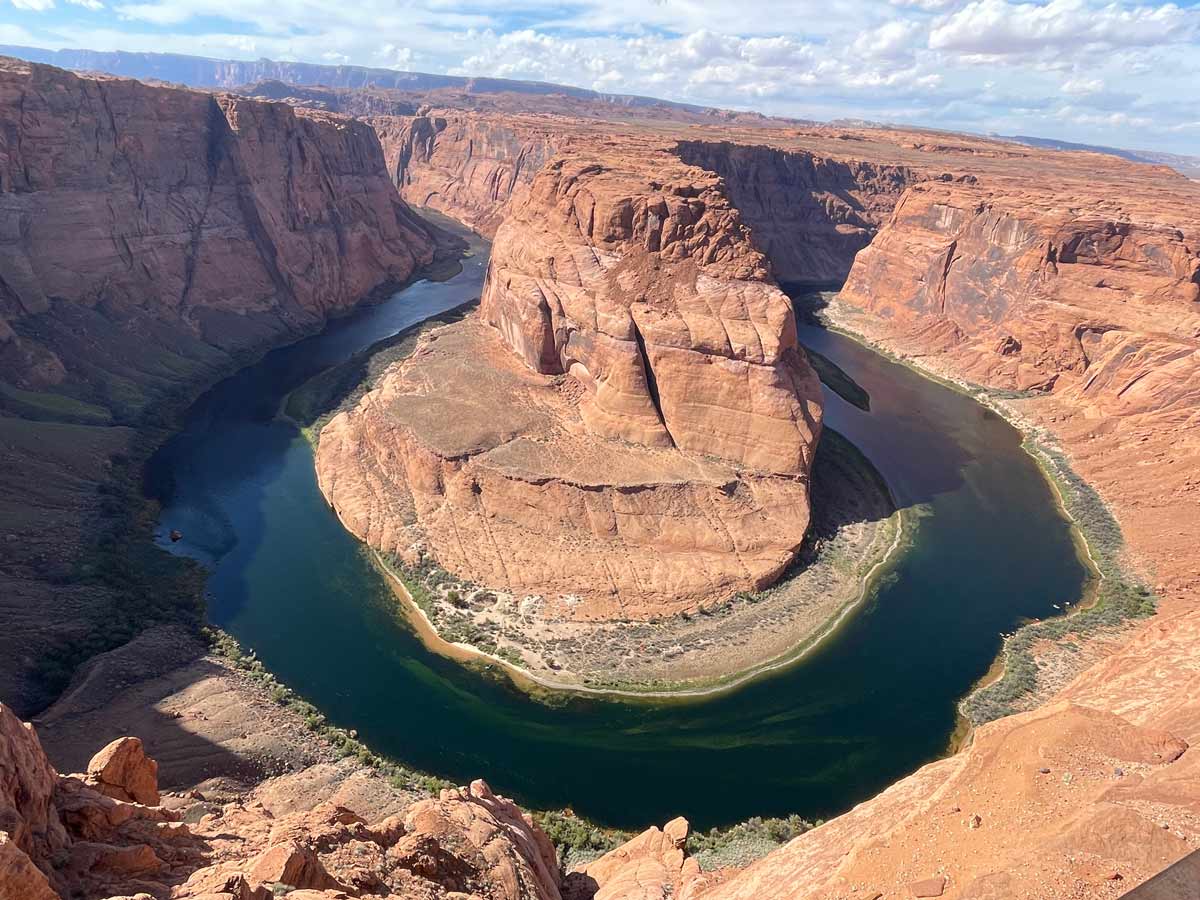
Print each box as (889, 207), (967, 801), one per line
(149, 246), (1088, 831)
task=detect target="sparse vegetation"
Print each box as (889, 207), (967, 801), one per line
(687, 815), (818, 870)
(0, 381), (114, 424)
(34, 448), (208, 695)
(961, 437), (1156, 724)
(206, 627), (453, 794)
(533, 809), (631, 869)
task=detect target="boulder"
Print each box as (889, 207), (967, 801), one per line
(86, 737), (159, 806)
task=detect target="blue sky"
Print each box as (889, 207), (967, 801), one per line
(2, 0), (1198, 154)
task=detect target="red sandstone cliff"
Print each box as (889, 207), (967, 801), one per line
(673, 141), (920, 284)
(0, 56), (443, 715)
(316, 145), (824, 619)
(372, 111), (564, 236)
(0, 56), (439, 414)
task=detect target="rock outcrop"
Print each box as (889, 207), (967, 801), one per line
(565, 816), (702, 900)
(0, 701), (564, 900)
(83, 738), (159, 807)
(317, 147), (823, 618)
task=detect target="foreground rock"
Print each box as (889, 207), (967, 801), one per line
(0, 701), (564, 900)
(317, 146), (823, 620)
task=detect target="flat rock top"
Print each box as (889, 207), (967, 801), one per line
(383, 317), (738, 488)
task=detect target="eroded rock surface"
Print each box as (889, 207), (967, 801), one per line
(317, 147), (823, 618)
(0, 702), (563, 900)
(373, 111), (565, 236)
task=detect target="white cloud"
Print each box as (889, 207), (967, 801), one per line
(10, 0), (56, 10)
(930, 0), (1197, 57)
(4, 0), (1198, 153)
(853, 20), (921, 59)
(890, 0), (959, 10)
(1061, 75), (1104, 94)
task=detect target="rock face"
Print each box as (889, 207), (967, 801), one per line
(835, 157), (1200, 607)
(566, 816), (702, 900)
(373, 111), (563, 236)
(0, 56), (438, 412)
(674, 141), (920, 284)
(0, 701), (563, 900)
(0, 56), (444, 716)
(687, 143), (1200, 900)
(317, 147), (823, 618)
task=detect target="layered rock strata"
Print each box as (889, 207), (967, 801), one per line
(691, 146), (1200, 900)
(674, 141), (919, 284)
(836, 159), (1200, 603)
(0, 56), (443, 715)
(372, 111), (565, 236)
(0, 57), (438, 409)
(317, 149), (823, 618)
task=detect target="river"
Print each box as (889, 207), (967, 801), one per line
(147, 234), (1088, 831)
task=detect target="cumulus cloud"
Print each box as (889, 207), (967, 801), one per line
(853, 20), (921, 59)
(1061, 76), (1104, 94)
(6, 0), (1199, 153)
(929, 0), (1197, 57)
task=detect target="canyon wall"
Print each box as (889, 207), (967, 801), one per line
(674, 141), (920, 284)
(371, 111), (565, 235)
(689, 145), (1200, 899)
(838, 168), (1200, 601)
(0, 56), (443, 715)
(0, 56), (439, 415)
(316, 146), (824, 620)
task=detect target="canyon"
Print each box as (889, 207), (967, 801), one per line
(0, 55), (451, 715)
(0, 50), (1199, 900)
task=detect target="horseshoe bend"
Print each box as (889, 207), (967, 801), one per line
(0, 47), (1200, 900)
(316, 147), (827, 629)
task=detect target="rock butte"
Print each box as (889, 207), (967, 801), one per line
(0, 53), (1198, 899)
(317, 147), (824, 618)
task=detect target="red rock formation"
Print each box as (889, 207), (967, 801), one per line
(83, 738), (159, 807)
(0, 55), (444, 716)
(317, 147), (823, 618)
(0, 56), (439, 412)
(674, 141), (920, 284)
(684, 142), (1200, 900)
(566, 816), (701, 900)
(0, 701), (563, 900)
(372, 110), (564, 236)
